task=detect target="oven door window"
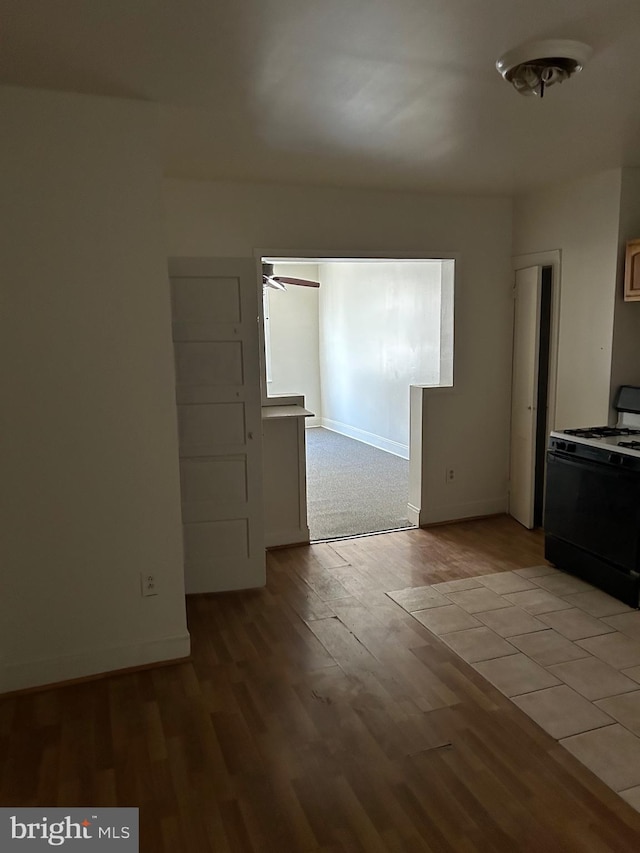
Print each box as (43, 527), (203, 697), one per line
(544, 453), (640, 571)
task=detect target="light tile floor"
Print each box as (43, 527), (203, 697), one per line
(388, 566), (640, 812)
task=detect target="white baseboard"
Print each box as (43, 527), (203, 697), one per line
(407, 503), (421, 526)
(305, 417), (322, 428)
(1, 633), (191, 694)
(422, 497), (508, 525)
(321, 418), (409, 460)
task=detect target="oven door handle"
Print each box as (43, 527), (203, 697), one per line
(547, 450), (636, 477)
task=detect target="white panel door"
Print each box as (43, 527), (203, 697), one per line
(509, 266), (542, 529)
(168, 258), (265, 593)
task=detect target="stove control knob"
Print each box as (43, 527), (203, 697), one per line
(608, 453), (622, 464)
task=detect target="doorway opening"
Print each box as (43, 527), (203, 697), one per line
(262, 256), (455, 542)
(534, 266), (553, 526)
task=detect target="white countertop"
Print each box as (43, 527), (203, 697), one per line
(261, 404), (314, 420)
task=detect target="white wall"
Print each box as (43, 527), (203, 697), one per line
(513, 170), (622, 428)
(610, 168), (640, 405)
(319, 261), (444, 456)
(164, 178), (514, 523)
(266, 263), (322, 425)
(1, 86), (189, 693)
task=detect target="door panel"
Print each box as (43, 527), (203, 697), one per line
(170, 276), (241, 323)
(509, 266), (542, 529)
(180, 457), (248, 504)
(174, 341), (244, 387)
(169, 257), (265, 593)
(177, 403), (246, 452)
(183, 520), (250, 563)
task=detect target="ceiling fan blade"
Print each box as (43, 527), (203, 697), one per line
(263, 275), (287, 291)
(273, 276), (320, 288)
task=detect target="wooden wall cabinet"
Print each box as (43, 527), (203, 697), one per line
(624, 239), (640, 301)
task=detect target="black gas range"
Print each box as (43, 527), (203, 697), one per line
(544, 386), (640, 607)
(549, 426), (640, 469)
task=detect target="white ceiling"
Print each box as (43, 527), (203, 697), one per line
(3, 0), (640, 195)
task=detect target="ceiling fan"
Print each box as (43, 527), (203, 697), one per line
(262, 262), (320, 291)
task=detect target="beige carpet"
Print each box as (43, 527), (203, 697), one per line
(306, 427), (413, 540)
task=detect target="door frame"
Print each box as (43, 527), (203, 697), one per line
(510, 250), (561, 526)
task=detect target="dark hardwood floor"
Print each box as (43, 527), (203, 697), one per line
(3, 515), (640, 851)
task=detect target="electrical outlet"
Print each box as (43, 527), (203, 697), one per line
(446, 467), (455, 484)
(140, 572), (158, 597)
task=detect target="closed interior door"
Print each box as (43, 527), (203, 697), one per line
(169, 257), (265, 593)
(509, 266), (542, 529)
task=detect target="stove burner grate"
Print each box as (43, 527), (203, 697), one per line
(564, 426), (640, 439)
(618, 440), (640, 450)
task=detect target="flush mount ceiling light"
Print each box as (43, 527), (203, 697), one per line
(496, 39), (592, 98)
